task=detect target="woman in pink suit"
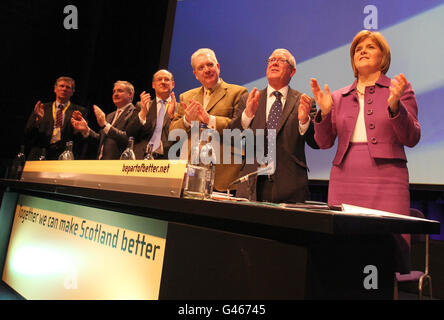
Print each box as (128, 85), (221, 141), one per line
(302, 30), (421, 273)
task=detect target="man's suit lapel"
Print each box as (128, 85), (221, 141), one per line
(113, 104), (133, 129)
(192, 88), (204, 106)
(206, 81), (227, 113)
(162, 100), (171, 127)
(252, 89), (267, 131)
(62, 105), (74, 132)
(106, 111), (116, 126)
(277, 88), (297, 134)
(114, 109), (125, 129)
(46, 103), (55, 132)
(148, 100), (157, 127)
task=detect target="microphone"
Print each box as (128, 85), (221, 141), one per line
(228, 170), (259, 188)
(226, 163), (275, 196)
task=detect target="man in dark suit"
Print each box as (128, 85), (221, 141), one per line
(127, 70), (176, 159)
(71, 80), (139, 159)
(24, 76), (88, 160)
(228, 49), (318, 203)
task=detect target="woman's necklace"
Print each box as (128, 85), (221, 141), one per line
(357, 76), (377, 96)
(356, 85), (365, 96)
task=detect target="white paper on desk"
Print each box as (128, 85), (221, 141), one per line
(211, 192), (249, 202)
(340, 204), (429, 221)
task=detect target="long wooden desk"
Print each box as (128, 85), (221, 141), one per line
(0, 179), (440, 299)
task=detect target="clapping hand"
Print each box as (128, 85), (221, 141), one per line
(34, 101), (45, 123)
(298, 94), (312, 124)
(71, 110), (88, 134)
(93, 105), (106, 128)
(388, 73), (408, 115)
(183, 99), (209, 124)
(139, 91), (151, 121)
(167, 92), (176, 119)
(310, 78), (333, 117)
(72, 110), (83, 121)
(245, 88), (260, 118)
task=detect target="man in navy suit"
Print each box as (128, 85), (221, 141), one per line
(24, 76), (88, 160)
(127, 69), (177, 159)
(71, 80), (139, 159)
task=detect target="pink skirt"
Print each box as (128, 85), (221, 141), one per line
(328, 142), (411, 273)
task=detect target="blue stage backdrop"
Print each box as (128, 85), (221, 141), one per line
(168, 0), (444, 186)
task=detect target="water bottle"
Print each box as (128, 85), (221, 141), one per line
(143, 143), (155, 160)
(39, 148), (46, 161)
(58, 141), (75, 160)
(190, 131), (201, 165)
(201, 133), (216, 198)
(183, 123), (216, 199)
(120, 137), (136, 160)
(8, 145), (26, 180)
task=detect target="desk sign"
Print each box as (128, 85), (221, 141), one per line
(2, 194), (168, 300)
(21, 160), (187, 198)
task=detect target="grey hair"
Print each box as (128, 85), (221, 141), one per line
(191, 48), (219, 70)
(271, 48), (296, 69)
(114, 80), (135, 101)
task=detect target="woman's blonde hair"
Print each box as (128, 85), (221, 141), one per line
(350, 30), (391, 78)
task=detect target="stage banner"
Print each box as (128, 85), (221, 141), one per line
(2, 194), (168, 300)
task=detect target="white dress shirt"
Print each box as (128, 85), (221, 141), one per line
(102, 103), (132, 134)
(138, 97), (171, 126)
(143, 97), (171, 154)
(241, 85), (310, 135)
(350, 95), (368, 142)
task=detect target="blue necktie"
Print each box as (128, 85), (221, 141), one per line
(149, 100), (166, 152)
(265, 91), (282, 157)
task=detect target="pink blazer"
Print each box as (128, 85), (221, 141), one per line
(314, 74), (420, 166)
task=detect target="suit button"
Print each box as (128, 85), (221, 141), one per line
(371, 137), (377, 144)
(367, 98), (373, 104)
(369, 123), (375, 129)
(367, 109), (373, 115)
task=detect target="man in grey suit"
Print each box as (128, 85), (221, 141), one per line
(71, 80), (139, 159)
(228, 49), (318, 203)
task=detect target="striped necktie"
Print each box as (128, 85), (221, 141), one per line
(56, 105), (64, 127)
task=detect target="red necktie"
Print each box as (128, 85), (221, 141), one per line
(56, 105), (64, 127)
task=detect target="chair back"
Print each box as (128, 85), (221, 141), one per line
(409, 208), (426, 243)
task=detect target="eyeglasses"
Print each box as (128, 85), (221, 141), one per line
(266, 57), (291, 66)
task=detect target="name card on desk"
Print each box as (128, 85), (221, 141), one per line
(21, 160), (187, 198)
